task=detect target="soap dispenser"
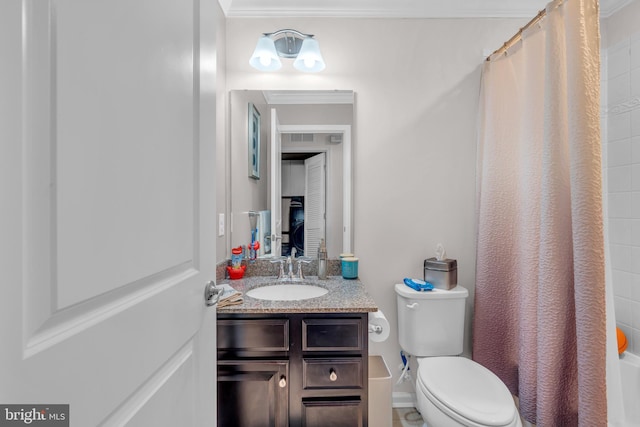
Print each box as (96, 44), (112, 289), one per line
(318, 238), (328, 280)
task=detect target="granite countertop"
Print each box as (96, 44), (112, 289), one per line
(217, 276), (378, 314)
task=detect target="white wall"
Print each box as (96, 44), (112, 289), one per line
(602, 1), (640, 356)
(224, 16), (526, 394)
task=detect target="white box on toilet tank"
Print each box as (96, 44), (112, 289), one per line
(395, 284), (469, 357)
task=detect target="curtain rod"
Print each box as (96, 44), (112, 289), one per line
(486, 8), (547, 61)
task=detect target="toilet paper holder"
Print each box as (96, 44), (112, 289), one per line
(368, 310), (390, 342)
(369, 324), (383, 334)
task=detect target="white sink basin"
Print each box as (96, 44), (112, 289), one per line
(247, 283), (329, 301)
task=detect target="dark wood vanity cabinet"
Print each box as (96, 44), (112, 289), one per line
(217, 313), (369, 427)
(217, 360), (289, 427)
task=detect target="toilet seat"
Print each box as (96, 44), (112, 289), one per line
(417, 357), (518, 427)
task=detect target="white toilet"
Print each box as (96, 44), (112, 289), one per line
(395, 284), (522, 427)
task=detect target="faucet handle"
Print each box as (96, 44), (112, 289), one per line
(295, 257), (313, 280)
(270, 257), (287, 279)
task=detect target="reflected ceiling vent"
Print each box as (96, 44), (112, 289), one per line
(290, 133), (314, 143)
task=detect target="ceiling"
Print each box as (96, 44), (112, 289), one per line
(219, 0), (634, 19)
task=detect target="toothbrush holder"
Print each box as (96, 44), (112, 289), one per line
(341, 257), (359, 279)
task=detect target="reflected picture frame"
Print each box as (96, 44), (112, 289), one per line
(248, 103), (260, 179)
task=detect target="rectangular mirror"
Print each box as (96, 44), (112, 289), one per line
(229, 90), (354, 260)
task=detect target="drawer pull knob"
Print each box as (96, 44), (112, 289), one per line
(279, 376), (287, 388)
(329, 369), (337, 382)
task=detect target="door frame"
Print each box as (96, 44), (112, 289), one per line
(278, 125), (352, 254)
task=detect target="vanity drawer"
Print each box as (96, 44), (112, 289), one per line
(303, 357), (363, 390)
(302, 398), (363, 427)
(217, 318), (289, 351)
(302, 318), (363, 351)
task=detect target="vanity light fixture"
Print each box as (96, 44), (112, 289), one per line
(249, 29), (326, 73)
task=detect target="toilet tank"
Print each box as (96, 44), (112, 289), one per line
(395, 284), (469, 357)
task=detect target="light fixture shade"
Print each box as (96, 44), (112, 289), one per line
(293, 37), (326, 72)
(249, 36), (282, 71)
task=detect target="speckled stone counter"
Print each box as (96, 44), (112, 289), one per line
(217, 276), (378, 313)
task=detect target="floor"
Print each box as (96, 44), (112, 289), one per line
(392, 407), (425, 427)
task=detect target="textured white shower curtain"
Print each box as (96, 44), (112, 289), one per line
(473, 0), (607, 425)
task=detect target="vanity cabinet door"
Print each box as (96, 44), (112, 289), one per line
(217, 360), (289, 427)
(217, 314), (368, 426)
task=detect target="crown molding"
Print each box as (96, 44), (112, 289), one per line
(224, 8), (542, 18)
(220, 0), (631, 20)
(221, 0), (549, 18)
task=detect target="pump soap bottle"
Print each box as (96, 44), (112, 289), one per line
(318, 238), (328, 280)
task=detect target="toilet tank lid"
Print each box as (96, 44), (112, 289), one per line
(394, 284), (468, 299)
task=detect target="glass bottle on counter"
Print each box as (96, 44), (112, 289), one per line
(318, 238), (328, 280)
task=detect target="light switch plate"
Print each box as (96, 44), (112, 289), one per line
(218, 213), (225, 237)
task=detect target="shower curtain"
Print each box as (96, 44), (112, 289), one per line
(473, 0), (606, 425)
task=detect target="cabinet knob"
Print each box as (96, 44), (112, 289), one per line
(279, 376), (287, 388)
(329, 369), (337, 382)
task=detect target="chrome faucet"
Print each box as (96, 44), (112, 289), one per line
(287, 248), (297, 278)
(271, 248), (311, 281)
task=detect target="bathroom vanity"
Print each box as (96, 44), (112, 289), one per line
(216, 277), (377, 427)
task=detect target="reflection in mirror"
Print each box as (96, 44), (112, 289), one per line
(229, 90), (353, 260)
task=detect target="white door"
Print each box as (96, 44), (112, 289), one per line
(270, 109), (283, 257)
(304, 153), (327, 258)
(0, 1), (218, 426)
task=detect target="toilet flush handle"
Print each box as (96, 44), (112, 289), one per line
(406, 303), (419, 309)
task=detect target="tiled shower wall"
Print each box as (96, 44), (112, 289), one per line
(606, 32), (640, 355)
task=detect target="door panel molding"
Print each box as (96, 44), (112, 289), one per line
(98, 340), (195, 426)
(24, 265), (198, 358)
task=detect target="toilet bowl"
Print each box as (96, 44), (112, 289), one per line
(394, 284), (522, 427)
(415, 357), (521, 427)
